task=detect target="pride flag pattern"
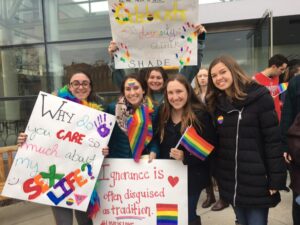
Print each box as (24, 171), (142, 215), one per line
(278, 82), (288, 94)
(157, 203), (178, 225)
(127, 99), (154, 162)
(179, 126), (214, 161)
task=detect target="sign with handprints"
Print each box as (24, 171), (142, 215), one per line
(2, 92), (116, 211)
(108, 0), (199, 69)
(93, 159), (188, 225)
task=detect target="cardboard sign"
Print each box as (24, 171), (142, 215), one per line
(108, 0), (199, 69)
(94, 158), (188, 224)
(2, 91), (116, 211)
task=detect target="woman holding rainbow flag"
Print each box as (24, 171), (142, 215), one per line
(158, 74), (217, 225)
(104, 73), (159, 162)
(206, 55), (287, 225)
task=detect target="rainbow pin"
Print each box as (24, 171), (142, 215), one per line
(217, 115), (224, 124)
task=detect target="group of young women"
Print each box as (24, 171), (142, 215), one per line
(17, 25), (287, 225)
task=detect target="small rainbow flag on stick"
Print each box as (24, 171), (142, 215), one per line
(278, 82), (289, 94)
(157, 203), (178, 225)
(127, 100), (154, 162)
(175, 126), (214, 161)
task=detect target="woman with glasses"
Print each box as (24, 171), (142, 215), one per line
(17, 64), (106, 225)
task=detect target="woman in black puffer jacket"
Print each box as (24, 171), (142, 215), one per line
(206, 55), (287, 225)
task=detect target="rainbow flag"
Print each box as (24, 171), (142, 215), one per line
(157, 204), (178, 225)
(177, 126), (214, 161)
(127, 99), (154, 162)
(278, 82), (288, 94)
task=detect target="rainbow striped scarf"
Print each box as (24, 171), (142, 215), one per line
(56, 85), (103, 110)
(177, 126), (214, 161)
(127, 97), (154, 162)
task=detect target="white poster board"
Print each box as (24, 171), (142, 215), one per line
(2, 91), (116, 211)
(94, 158), (188, 225)
(108, 0), (199, 69)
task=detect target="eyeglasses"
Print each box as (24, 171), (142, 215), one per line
(70, 80), (90, 89)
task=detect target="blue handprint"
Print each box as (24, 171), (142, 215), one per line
(94, 114), (112, 138)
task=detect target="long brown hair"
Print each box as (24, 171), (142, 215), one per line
(206, 55), (254, 112)
(159, 74), (205, 141)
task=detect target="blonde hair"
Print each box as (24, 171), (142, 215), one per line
(194, 67), (208, 96)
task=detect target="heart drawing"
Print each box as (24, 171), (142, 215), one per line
(168, 176), (179, 187)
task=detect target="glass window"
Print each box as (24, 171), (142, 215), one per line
(47, 39), (117, 92)
(0, 46), (46, 97)
(202, 30), (256, 75)
(44, 0), (111, 41)
(0, 99), (34, 146)
(0, 0), (44, 46)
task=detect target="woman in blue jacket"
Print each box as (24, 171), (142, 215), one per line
(104, 73), (159, 161)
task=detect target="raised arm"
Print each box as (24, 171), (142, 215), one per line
(108, 41), (126, 87)
(179, 24), (207, 83)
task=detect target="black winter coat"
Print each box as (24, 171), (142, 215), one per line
(214, 83), (287, 208)
(159, 110), (217, 195)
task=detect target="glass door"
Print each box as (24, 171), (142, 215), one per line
(247, 10), (273, 74)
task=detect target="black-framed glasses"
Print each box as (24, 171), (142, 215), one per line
(70, 81), (90, 89)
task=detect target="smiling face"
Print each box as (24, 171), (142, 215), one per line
(68, 73), (91, 100)
(147, 70), (164, 92)
(196, 68), (208, 87)
(124, 78), (145, 107)
(166, 80), (188, 111)
(210, 62), (233, 94)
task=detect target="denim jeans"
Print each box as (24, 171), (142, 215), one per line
(233, 206), (269, 225)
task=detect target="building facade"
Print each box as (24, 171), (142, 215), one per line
(0, 0), (299, 145)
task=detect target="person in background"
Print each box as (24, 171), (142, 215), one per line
(282, 59), (300, 82)
(17, 64), (105, 225)
(158, 74), (217, 225)
(104, 73), (159, 161)
(144, 67), (168, 105)
(280, 74), (300, 225)
(206, 55), (287, 225)
(253, 54), (288, 121)
(194, 68), (209, 103)
(280, 58), (300, 104)
(194, 67), (229, 211)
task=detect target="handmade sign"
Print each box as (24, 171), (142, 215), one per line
(2, 91), (116, 211)
(108, 0), (199, 69)
(93, 158), (188, 225)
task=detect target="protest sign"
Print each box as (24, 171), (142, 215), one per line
(108, 0), (199, 69)
(94, 158), (188, 225)
(2, 91), (115, 211)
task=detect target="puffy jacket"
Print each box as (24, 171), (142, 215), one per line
(214, 82), (287, 208)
